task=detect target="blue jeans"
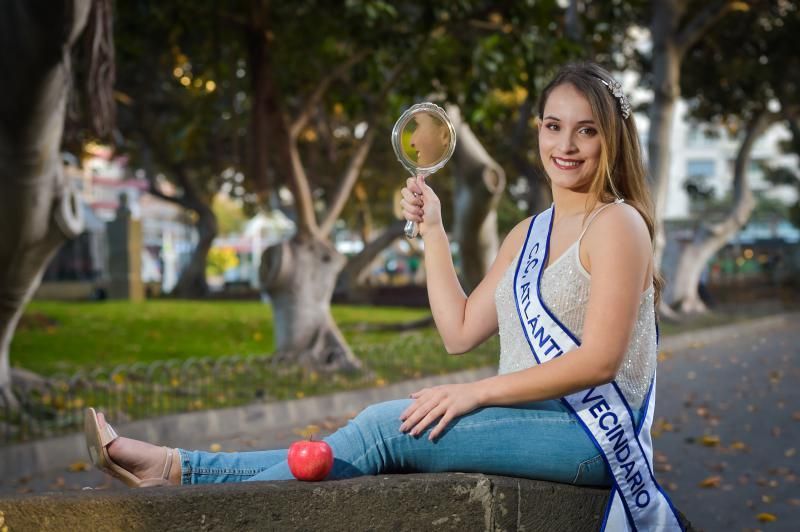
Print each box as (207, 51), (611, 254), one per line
(177, 398), (642, 486)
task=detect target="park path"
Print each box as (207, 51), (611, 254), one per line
(652, 317), (798, 531)
(1, 316), (797, 532)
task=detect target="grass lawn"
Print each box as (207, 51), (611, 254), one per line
(12, 300), (499, 379)
(13, 299), (772, 377)
(4, 298), (781, 442)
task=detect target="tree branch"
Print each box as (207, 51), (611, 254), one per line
(565, 0), (584, 42)
(318, 62), (406, 236)
(135, 122), (207, 213)
(145, 181), (185, 207)
(708, 110), (779, 234)
(286, 137), (321, 238)
(340, 219), (406, 285)
(319, 127), (376, 236)
(676, 0), (744, 56)
(289, 50), (370, 140)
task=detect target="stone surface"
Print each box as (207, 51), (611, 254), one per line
(0, 473), (695, 531)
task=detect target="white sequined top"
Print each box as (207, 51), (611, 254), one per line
(494, 209), (657, 409)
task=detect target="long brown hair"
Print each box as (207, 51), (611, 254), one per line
(536, 62), (664, 307)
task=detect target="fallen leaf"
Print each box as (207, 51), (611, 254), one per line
(730, 441), (749, 451)
(68, 461), (90, 472)
(699, 476), (721, 488)
(293, 424), (321, 439)
(761, 494), (774, 503)
(772, 426), (782, 438)
(785, 448), (796, 457)
(792, 411), (800, 421)
(209, 443), (222, 452)
(708, 462), (727, 473)
(701, 435), (721, 447)
(756, 512), (776, 522)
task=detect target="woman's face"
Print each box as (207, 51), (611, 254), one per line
(410, 112), (449, 167)
(538, 83), (602, 193)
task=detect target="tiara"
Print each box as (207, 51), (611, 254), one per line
(595, 77), (631, 119)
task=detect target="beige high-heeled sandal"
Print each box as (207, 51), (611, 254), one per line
(84, 407), (175, 487)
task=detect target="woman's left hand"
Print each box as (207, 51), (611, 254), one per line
(398, 383), (482, 441)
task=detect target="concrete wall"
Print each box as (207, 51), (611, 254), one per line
(0, 473), (695, 531)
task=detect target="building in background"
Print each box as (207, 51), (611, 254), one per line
(39, 145), (196, 299)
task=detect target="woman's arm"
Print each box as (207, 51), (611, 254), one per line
(399, 203), (653, 440)
(401, 176), (530, 354)
(475, 202), (653, 404)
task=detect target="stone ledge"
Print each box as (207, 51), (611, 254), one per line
(0, 473), (694, 531)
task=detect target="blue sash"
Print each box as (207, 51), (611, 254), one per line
(512, 206), (683, 531)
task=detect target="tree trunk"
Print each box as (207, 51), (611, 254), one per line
(447, 105), (507, 292)
(171, 201), (218, 298)
(648, 0), (682, 270)
(669, 112), (773, 313)
(260, 235), (362, 372)
(0, 0), (92, 410)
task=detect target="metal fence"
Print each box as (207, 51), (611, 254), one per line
(0, 354), (314, 446)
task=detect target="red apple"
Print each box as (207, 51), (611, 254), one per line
(287, 438), (334, 481)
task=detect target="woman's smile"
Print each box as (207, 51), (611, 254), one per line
(552, 157), (583, 170)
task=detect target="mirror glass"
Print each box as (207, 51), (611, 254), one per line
(391, 103), (456, 178)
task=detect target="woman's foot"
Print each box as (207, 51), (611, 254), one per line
(84, 408), (181, 488)
(95, 412), (181, 486)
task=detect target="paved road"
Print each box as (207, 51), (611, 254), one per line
(3, 319), (798, 532)
(653, 319), (798, 531)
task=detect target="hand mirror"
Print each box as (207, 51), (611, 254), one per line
(391, 102), (456, 238)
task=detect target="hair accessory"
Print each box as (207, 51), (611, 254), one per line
(596, 77), (631, 119)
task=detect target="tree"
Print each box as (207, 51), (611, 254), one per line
(644, 0), (748, 274)
(241, 0), (434, 371)
(667, 0), (795, 313)
(113, 1), (249, 298)
(0, 0), (109, 409)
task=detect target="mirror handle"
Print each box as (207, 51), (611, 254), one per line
(404, 219), (419, 239)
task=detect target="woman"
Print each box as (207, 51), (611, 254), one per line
(85, 62), (680, 529)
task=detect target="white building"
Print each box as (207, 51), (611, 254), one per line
(661, 100), (799, 221)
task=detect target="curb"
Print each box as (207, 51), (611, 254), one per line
(0, 368), (495, 481)
(1, 311), (795, 480)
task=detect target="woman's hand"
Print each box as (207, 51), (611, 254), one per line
(398, 382), (482, 441)
(400, 175), (443, 238)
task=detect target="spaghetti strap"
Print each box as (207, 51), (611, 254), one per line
(577, 198), (624, 243)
